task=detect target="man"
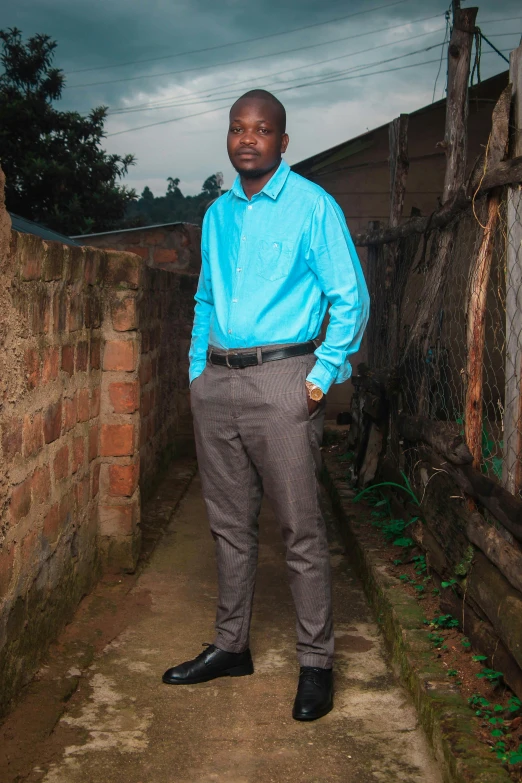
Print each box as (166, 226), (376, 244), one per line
(163, 89), (369, 721)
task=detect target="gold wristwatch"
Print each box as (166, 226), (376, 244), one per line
(305, 381), (324, 402)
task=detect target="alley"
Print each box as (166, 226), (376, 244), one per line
(8, 470), (441, 783)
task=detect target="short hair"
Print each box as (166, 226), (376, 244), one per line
(232, 89), (286, 133)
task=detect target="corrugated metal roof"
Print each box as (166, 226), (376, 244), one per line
(71, 221), (189, 239)
(9, 212), (80, 246)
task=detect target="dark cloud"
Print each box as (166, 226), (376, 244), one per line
(1, 0), (520, 195)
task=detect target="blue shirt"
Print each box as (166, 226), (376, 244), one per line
(189, 159), (369, 393)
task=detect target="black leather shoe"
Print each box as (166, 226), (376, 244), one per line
(162, 644), (254, 685)
(292, 666), (333, 721)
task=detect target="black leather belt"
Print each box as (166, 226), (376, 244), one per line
(208, 341), (316, 369)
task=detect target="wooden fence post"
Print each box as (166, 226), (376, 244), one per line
(503, 43), (522, 495)
(465, 86), (511, 470)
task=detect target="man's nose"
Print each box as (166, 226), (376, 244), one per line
(240, 134), (257, 146)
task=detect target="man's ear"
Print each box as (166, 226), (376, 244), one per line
(281, 133), (289, 154)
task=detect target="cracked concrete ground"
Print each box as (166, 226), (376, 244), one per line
(2, 470), (443, 783)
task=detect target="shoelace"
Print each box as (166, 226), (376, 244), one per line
(299, 667), (325, 687)
(194, 642), (215, 661)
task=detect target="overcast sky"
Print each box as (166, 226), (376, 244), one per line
(2, 0), (520, 197)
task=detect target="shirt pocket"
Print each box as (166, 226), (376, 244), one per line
(255, 239), (294, 282)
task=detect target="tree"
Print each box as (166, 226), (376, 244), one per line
(123, 173), (225, 228)
(0, 28), (136, 235)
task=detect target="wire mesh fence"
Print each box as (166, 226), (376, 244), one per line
(365, 187), (522, 499)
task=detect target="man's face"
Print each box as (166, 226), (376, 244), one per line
(227, 98), (289, 179)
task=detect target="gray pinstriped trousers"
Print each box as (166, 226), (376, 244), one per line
(190, 346), (333, 669)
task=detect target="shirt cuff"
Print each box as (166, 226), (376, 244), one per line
(189, 363), (206, 386)
(306, 359), (339, 394)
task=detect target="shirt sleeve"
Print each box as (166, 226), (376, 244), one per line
(188, 215), (214, 384)
(305, 194), (370, 394)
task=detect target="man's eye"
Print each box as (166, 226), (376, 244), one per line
(230, 127), (242, 133)
(259, 128), (268, 134)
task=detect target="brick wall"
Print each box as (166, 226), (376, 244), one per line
(76, 222), (201, 276)
(0, 172), (198, 717)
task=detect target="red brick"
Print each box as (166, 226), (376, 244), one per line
(139, 356), (152, 386)
(24, 347), (40, 390)
(0, 543), (16, 595)
(10, 478), (32, 522)
(92, 462), (101, 498)
(21, 246), (41, 280)
(42, 346), (60, 384)
(32, 465), (51, 504)
(105, 253), (140, 289)
(68, 292), (84, 332)
(53, 444), (69, 481)
(108, 463), (139, 497)
(84, 250), (100, 285)
(103, 340), (137, 372)
(43, 244), (64, 281)
(2, 417), (22, 460)
(23, 413), (43, 458)
(53, 289), (66, 332)
(63, 394), (77, 432)
(100, 424), (134, 457)
(77, 388), (90, 422)
(21, 528), (38, 565)
(31, 291), (51, 334)
(67, 246), (85, 284)
(111, 296), (137, 332)
(75, 475), (90, 508)
(61, 344), (74, 374)
(90, 339), (101, 370)
(109, 381), (139, 414)
(43, 503), (60, 543)
(124, 246), (149, 259)
(88, 424), (99, 462)
(85, 293), (102, 329)
(90, 387), (101, 418)
(72, 436), (85, 474)
(144, 229), (166, 246)
(43, 400), (62, 444)
(153, 248), (178, 266)
(99, 503), (136, 536)
(76, 340), (88, 372)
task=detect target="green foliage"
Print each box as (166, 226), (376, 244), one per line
(124, 172), (224, 228)
(476, 667), (503, 687)
(428, 614), (459, 629)
(441, 579), (457, 589)
(461, 637), (471, 649)
(447, 668), (458, 677)
(469, 692), (522, 766)
(353, 471), (420, 506)
(0, 28), (136, 234)
(427, 632), (445, 648)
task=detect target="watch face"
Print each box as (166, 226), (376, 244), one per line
(310, 387), (323, 401)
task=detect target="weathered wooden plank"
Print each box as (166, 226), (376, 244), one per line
(465, 191), (501, 468)
(399, 414), (473, 465)
(503, 43), (522, 495)
(419, 444), (522, 543)
(441, 5), (478, 202)
(467, 512), (522, 594)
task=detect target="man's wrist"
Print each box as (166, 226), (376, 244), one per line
(305, 381), (324, 402)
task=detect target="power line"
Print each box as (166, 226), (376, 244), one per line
(432, 10), (451, 102)
(106, 48), (511, 138)
(106, 13), (445, 115)
(110, 40), (447, 118)
(67, 0), (415, 75)
(66, 12), (445, 90)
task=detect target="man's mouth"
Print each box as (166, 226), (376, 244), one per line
(237, 150), (259, 158)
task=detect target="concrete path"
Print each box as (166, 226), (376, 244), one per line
(28, 474), (442, 783)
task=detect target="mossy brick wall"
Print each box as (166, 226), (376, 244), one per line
(77, 223), (201, 276)
(0, 229), (105, 718)
(137, 267), (198, 493)
(0, 203), (198, 717)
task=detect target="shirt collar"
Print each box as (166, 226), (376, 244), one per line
(231, 159), (291, 201)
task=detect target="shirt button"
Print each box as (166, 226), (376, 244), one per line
(242, 236), (246, 241)
(232, 298), (238, 303)
(228, 329), (232, 334)
(273, 242), (278, 248)
(247, 205), (253, 210)
(237, 268), (242, 272)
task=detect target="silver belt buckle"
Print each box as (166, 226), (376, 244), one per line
(225, 349), (238, 369)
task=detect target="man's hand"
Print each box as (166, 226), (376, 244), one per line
(306, 387), (320, 416)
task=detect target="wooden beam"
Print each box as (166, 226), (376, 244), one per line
(503, 42), (522, 495)
(399, 414), (472, 464)
(352, 155), (522, 247)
